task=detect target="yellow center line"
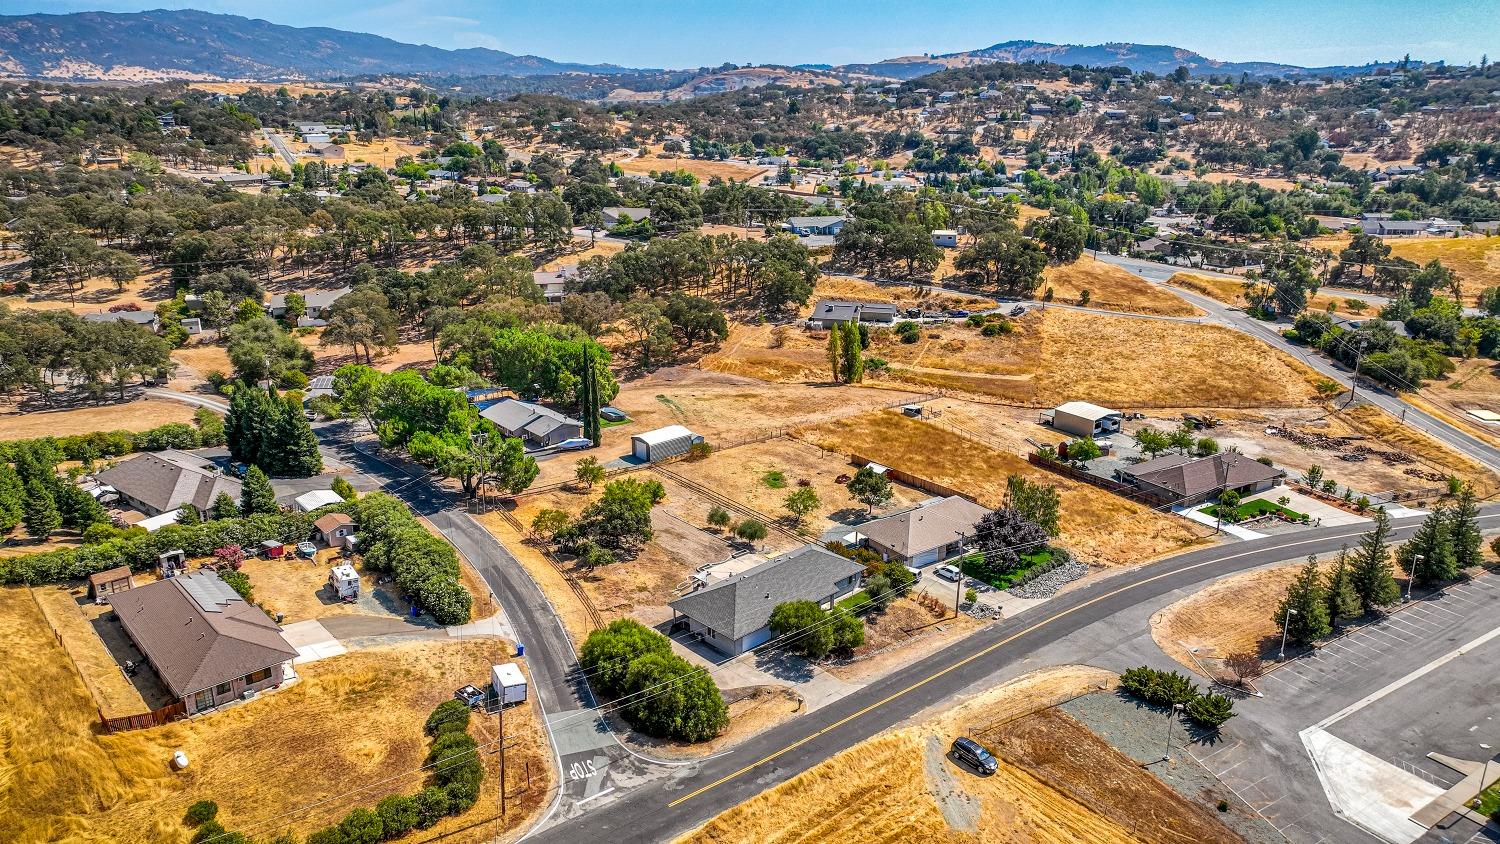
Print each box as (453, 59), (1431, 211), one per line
(666, 525), (1380, 808)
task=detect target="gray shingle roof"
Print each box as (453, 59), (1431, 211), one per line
(479, 398), (581, 438)
(268, 286), (351, 311)
(95, 450), (242, 515)
(109, 572), (297, 698)
(668, 545), (865, 640)
(1123, 453), (1284, 498)
(857, 496), (988, 559)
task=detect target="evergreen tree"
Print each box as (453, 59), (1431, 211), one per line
(0, 464), (24, 532)
(1323, 546), (1362, 624)
(22, 479), (61, 539)
(826, 323), (843, 383)
(1350, 509), (1400, 612)
(266, 395), (323, 477)
(53, 480), (107, 530)
(1398, 507), (1457, 586)
(580, 342), (603, 446)
(1275, 556), (1332, 645)
(240, 465), (278, 515)
(840, 321), (864, 383)
(1450, 486), (1483, 571)
(211, 492), (241, 520)
(225, 385), (270, 466)
(177, 503), (203, 525)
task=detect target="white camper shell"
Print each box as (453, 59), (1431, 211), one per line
(491, 662), (528, 706)
(328, 564), (360, 599)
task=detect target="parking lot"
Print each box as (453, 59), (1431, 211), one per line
(1193, 574), (1500, 844)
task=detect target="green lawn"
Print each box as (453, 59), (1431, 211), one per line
(960, 549), (1054, 589)
(836, 590), (872, 613)
(1474, 783), (1500, 818)
(761, 470), (787, 489)
(600, 415), (631, 428)
(1201, 498), (1307, 523)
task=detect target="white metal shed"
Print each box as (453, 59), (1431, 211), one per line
(491, 662), (528, 706)
(630, 425), (703, 462)
(1050, 401), (1123, 438)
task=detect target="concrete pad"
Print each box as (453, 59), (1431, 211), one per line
(280, 619), (348, 664)
(1302, 726), (1443, 844)
(446, 613), (516, 641)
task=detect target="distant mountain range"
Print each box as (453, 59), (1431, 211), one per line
(0, 10), (1408, 87)
(834, 40), (1401, 80)
(0, 9), (636, 82)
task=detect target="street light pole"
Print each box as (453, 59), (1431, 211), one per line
(1405, 554), (1424, 602)
(1162, 702), (1185, 762)
(1279, 607), (1299, 661)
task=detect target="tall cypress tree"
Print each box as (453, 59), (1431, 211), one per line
(264, 395), (323, 477)
(580, 342), (602, 446)
(826, 323), (843, 384)
(240, 465), (278, 515)
(1350, 509), (1400, 611)
(840, 321), (864, 384)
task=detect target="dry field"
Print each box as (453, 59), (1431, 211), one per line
(324, 139), (429, 168)
(22, 268), (175, 312)
(540, 238), (625, 270)
(682, 665), (1235, 844)
(30, 582), (161, 718)
(1044, 258), (1202, 317)
(795, 410), (1208, 566)
(1168, 271), (1368, 314)
(613, 154), (772, 183)
(0, 587), (550, 844)
(1330, 404), (1497, 496)
(1198, 170), (1300, 192)
(668, 436), (930, 538)
(1151, 561), (1306, 672)
(808, 275), (989, 314)
(714, 307), (1327, 409)
(1304, 234), (1500, 305)
(0, 398), (198, 441)
(170, 342), (232, 380)
(1409, 359), (1500, 448)
(237, 554), (384, 623)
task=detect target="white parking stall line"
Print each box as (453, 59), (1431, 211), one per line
(1420, 602), (1466, 620)
(1361, 626), (1412, 646)
(1383, 617), (1432, 637)
(1197, 740), (1244, 761)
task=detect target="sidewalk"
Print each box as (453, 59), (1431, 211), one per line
(1174, 504), (1267, 539)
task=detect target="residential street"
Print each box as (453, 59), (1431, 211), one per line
(526, 508), (1500, 843)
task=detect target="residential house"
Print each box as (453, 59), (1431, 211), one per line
(808, 299), (899, 328)
(1133, 236), (1173, 257)
(83, 310), (160, 332)
(303, 374), (336, 403)
(785, 215), (847, 237)
(200, 172), (271, 187)
(531, 265), (574, 302)
(314, 512), (357, 548)
(109, 572), (297, 714)
(667, 545), (865, 655)
(478, 398), (584, 448)
(1046, 402), (1123, 438)
(1117, 453), (1285, 506)
(95, 450), (242, 517)
(267, 287), (351, 320)
(601, 207), (651, 228)
(855, 496), (988, 567)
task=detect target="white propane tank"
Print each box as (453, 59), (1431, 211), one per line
(172, 750), (189, 770)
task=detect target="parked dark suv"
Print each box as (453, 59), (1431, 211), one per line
(950, 736), (998, 775)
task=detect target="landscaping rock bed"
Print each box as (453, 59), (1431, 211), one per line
(1007, 559), (1088, 599)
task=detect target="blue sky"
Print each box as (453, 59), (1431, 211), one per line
(15, 0), (1499, 69)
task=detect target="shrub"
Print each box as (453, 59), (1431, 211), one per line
(1186, 692), (1236, 729)
(761, 470), (787, 489)
(184, 800), (219, 825)
(706, 506), (732, 529)
(190, 821), (228, 844)
(337, 808), (383, 844)
(1118, 666), (1199, 707)
(1218, 489), (1241, 507)
(424, 699), (471, 737)
(581, 618), (672, 699)
(376, 795), (418, 839)
(685, 441), (713, 461)
(413, 786), (451, 828)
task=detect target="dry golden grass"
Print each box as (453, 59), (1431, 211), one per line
(614, 154), (771, 183)
(169, 343), (232, 378)
(1044, 258), (1201, 317)
(329, 139), (429, 169)
(1152, 561), (1304, 673)
(807, 275), (988, 314)
(795, 411), (1207, 566)
(539, 238), (625, 270)
(1409, 359), (1500, 449)
(1167, 271), (1244, 306)
(238, 555), (380, 623)
(1302, 235), (1500, 305)
(0, 399), (197, 441)
(0, 584), (549, 844)
(682, 665), (1214, 844)
(29, 584), (154, 718)
(1330, 404), (1497, 496)
(475, 505), (600, 647)
(709, 308), (1326, 409)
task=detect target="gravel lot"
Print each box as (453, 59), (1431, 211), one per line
(1007, 559), (1089, 599)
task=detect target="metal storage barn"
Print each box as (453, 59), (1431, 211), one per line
(630, 425), (703, 462)
(1048, 401), (1123, 438)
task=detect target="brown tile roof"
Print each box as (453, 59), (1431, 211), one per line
(1124, 453), (1284, 499)
(95, 450), (242, 515)
(857, 496), (989, 559)
(108, 572), (297, 698)
(314, 512), (354, 535)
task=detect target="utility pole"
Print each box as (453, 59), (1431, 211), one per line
(1344, 337), (1369, 408)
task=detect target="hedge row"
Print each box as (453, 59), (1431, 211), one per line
(1118, 666), (1236, 729)
(0, 415), (226, 464)
(580, 618), (727, 742)
(354, 494), (471, 626)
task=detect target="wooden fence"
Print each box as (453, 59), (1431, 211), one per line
(101, 700), (187, 734)
(1024, 453), (1176, 509)
(849, 453), (978, 504)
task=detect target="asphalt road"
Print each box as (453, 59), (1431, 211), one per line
(529, 508), (1500, 843)
(1094, 252), (1500, 474)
